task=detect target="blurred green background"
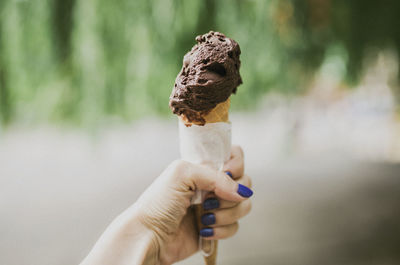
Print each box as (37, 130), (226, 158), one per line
(1, 0), (400, 126)
(1, 2), (400, 265)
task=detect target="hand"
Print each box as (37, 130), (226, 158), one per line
(141, 145), (253, 264)
(80, 145), (253, 265)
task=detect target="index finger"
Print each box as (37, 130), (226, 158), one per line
(173, 161), (250, 202)
(223, 145), (244, 179)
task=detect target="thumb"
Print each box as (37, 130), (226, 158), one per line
(175, 160), (253, 202)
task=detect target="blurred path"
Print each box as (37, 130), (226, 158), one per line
(0, 103), (399, 264)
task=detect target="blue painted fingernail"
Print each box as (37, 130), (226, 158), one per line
(201, 213), (216, 226)
(237, 184), (253, 198)
(200, 228), (214, 237)
(203, 198), (219, 210)
(225, 171), (233, 178)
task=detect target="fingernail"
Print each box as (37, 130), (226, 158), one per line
(203, 198), (219, 210)
(237, 184), (253, 198)
(201, 213), (216, 226)
(225, 171), (233, 178)
(200, 228), (214, 237)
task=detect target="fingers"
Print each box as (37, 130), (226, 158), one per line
(201, 222), (239, 240)
(203, 174), (252, 210)
(171, 160), (252, 203)
(201, 199), (251, 227)
(199, 170), (252, 241)
(223, 145), (244, 179)
(202, 197), (238, 212)
(200, 198), (251, 240)
(209, 199), (252, 227)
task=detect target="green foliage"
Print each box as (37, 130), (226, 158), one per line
(0, 0), (399, 126)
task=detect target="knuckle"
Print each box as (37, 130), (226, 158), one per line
(231, 145), (240, 153)
(171, 160), (188, 172)
(169, 160), (190, 180)
(236, 145), (244, 157)
(232, 145), (243, 154)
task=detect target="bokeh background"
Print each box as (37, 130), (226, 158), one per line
(1, 0), (400, 265)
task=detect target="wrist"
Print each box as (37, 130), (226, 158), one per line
(81, 205), (160, 265)
(118, 205), (161, 264)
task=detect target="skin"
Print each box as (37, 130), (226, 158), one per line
(80, 145), (252, 265)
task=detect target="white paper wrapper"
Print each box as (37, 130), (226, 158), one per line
(179, 121), (232, 204)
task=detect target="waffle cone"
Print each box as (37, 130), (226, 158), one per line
(203, 98), (230, 124)
(179, 99), (230, 126)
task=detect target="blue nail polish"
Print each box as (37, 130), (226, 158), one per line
(201, 213), (216, 226)
(225, 171), (233, 178)
(237, 184), (253, 198)
(200, 228), (214, 237)
(203, 198), (219, 210)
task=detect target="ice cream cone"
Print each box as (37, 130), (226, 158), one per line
(171, 31), (241, 265)
(179, 98), (230, 265)
(180, 99), (230, 126)
(203, 99), (230, 124)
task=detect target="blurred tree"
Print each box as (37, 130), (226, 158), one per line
(288, 0), (400, 85)
(0, 1), (11, 124)
(0, 37), (10, 124)
(52, 0), (76, 62)
(0, 0), (399, 126)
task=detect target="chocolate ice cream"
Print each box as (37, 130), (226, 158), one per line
(169, 31), (242, 125)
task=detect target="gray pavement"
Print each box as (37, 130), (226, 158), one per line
(0, 106), (399, 264)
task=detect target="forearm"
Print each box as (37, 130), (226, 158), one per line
(80, 206), (160, 265)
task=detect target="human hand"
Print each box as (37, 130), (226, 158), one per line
(80, 145), (252, 265)
(137, 145), (253, 264)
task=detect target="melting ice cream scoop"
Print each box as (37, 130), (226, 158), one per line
(169, 31), (242, 125)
